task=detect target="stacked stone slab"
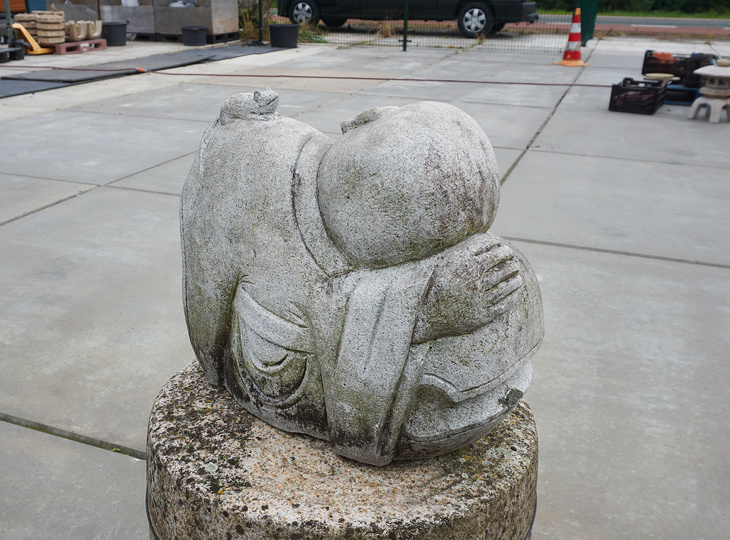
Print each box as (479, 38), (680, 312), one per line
(13, 13), (38, 41)
(64, 20), (103, 42)
(36, 11), (66, 46)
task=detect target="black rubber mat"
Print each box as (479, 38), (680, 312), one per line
(3, 53), (217, 83)
(3, 45), (278, 84)
(0, 44), (279, 98)
(0, 79), (67, 98)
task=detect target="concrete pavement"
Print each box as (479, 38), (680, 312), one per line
(1, 36), (729, 539)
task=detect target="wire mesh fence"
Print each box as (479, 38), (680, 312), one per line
(260, 3), (568, 53)
(245, 1), (730, 53)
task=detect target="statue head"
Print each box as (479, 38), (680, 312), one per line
(317, 102), (500, 269)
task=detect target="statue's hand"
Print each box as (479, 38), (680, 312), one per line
(413, 236), (523, 344)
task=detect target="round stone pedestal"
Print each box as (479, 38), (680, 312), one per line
(147, 362), (538, 539)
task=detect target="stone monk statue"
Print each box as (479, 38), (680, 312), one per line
(180, 89), (543, 466)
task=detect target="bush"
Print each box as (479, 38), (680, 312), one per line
(240, 0), (274, 40)
(537, 0), (727, 14)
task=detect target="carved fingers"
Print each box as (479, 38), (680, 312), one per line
(413, 236), (523, 344)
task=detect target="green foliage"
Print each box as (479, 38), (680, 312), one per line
(537, 0), (728, 15)
(239, 0), (275, 40)
(298, 25), (328, 42)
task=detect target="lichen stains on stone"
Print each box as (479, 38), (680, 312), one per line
(147, 362), (538, 539)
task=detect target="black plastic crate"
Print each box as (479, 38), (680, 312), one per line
(642, 50), (690, 79)
(642, 50), (717, 87)
(609, 78), (668, 115)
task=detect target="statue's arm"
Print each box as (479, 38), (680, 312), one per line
(412, 235), (523, 344)
(180, 154), (239, 386)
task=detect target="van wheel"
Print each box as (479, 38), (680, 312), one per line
(457, 2), (493, 38)
(289, 0), (320, 25)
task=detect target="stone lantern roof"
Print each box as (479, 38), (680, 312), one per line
(694, 58), (730, 98)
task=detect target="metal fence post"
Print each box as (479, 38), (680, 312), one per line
(403, 0), (409, 51)
(4, 0), (13, 44)
(258, 0), (264, 43)
(578, 0), (597, 45)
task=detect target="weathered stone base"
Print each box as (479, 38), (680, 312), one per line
(147, 361), (538, 539)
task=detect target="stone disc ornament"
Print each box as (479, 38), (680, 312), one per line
(179, 89), (544, 467)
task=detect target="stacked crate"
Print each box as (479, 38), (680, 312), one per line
(14, 13), (39, 42)
(35, 11), (66, 46)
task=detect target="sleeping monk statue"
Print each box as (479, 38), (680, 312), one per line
(180, 89), (543, 466)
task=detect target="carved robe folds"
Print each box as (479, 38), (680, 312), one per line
(180, 90), (543, 466)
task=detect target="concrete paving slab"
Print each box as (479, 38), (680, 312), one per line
(592, 37), (729, 57)
(183, 66), (398, 93)
(559, 83), (610, 112)
(74, 82), (259, 121)
(291, 93), (420, 136)
(166, 45), (325, 73)
(0, 173), (95, 225)
(407, 58), (581, 84)
(580, 51), (647, 71)
(453, 100), (553, 149)
(512, 240), (730, 540)
(111, 153), (196, 195)
(361, 78), (482, 101)
(0, 74), (183, 121)
(460, 82), (568, 108)
(0, 421), (147, 540)
(0, 187), (191, 452)
(265, 46), (455, 72)
(574, 65), (643, 86)
(532, 104), (729, 169)
(0, 110), (206, 184)
(74, 82), (346, 123)
(495, 151), (730, 267)
(455, 50), (577, 65)
(494, 147), (524, 180)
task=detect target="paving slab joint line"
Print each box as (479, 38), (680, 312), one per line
(105, 183), (185, 197)
(504, 235), (730, 270)
(0, 185), (100, 227)
(0, 412), (147, 461)
(528, 148), (730, 173)
(289, 94), (356, 120)
(500, 57), (591, 185)
(103, 150), (200, 191)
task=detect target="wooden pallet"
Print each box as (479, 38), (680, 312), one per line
(208, 31), (239, 44)
(133, 31), (239, 44)
(54, 39), (107, 55)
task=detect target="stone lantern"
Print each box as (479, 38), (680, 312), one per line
(688, 58), (730, 123)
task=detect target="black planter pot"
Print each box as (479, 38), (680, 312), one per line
(101, 21), (127, 47)
(181, 26), (207, 46)
(269, 24), (299, 48)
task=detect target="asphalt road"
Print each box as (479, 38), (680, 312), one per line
(540, 13), (730, 33)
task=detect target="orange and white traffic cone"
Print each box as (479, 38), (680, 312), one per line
(554, 7), (588, 67)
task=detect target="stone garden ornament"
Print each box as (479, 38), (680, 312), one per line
(180, 89), (544, 466)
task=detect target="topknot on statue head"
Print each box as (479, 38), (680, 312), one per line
(219, 88), (280, 125)
(317, 101), (501, 270)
